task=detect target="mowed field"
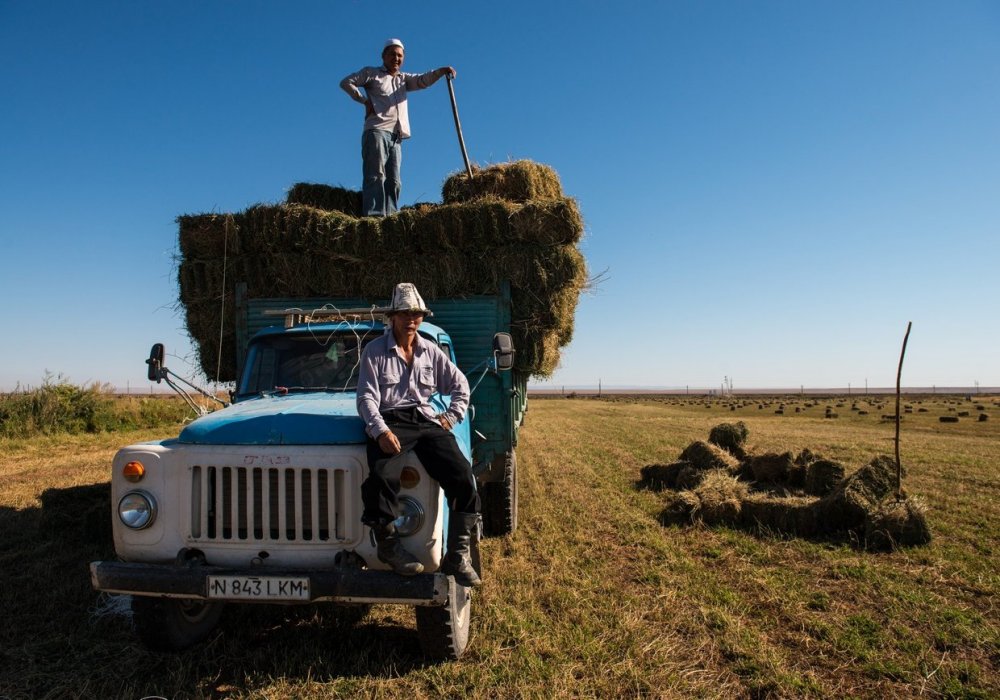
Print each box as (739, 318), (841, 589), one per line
(1, 396), (997, 698)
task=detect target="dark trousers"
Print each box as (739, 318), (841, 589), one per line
(362, 407), (480, 526)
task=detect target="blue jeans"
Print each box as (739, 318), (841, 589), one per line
(362, 129), (401, 217)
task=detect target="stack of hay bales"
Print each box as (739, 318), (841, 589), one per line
(639, 422), (931, 550)
(177, 161), (587, 381)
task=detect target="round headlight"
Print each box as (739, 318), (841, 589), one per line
(393, 496), (425, 536)
(118, 491), (156, 530)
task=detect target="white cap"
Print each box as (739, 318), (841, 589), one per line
(384, 38), (404, 51)
(387, 282), (432, 316)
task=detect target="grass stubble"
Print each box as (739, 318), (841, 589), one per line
(0, 395), (996, 698)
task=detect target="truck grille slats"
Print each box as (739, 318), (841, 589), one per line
(190, 466), (351, 543)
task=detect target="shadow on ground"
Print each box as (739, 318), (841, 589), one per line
(0, 483), (437, 699)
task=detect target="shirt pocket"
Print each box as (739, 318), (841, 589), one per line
(416, 366), (436, 390)
(381, 366), (402, 387)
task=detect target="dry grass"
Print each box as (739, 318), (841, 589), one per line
(0, 395), (997, 697)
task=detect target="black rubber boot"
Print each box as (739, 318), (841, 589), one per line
(374, 523), (424, 575)
(440, 512), (482, 587)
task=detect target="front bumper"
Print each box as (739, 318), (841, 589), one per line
(90, 561), (451, 606)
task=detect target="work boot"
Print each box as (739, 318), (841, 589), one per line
(440, 512), (482, 587)
(373, 523), (424, 575)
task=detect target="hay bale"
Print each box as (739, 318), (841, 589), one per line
(979, 413), (989, 422)
(680, 441), (741, 472)
(794, 448), (816, 467)
(176, 161), (587, 381)
(740, 494), (819, 536)
(707, 421), (749, 458)
(693, 472), (746, 525)
(818, 455), (898, 531)
(659, 492), (700, 526)
(804, 459), (845, 497)
(939, 416), (959, 423)
(675, 464), (706, 490)
(442, 160), (565, 204)
(865, 497), (931, 550)
(639, 462), (689, 491)
(749, 452), (794, 483)
(286, 183), (362, 216)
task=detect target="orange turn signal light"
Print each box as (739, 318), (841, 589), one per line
(123, 461), (146, 482)
(400, 466), (421, 489)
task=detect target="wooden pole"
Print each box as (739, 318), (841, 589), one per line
(894, 321), (912, 499)
(446, 76), (474, 179)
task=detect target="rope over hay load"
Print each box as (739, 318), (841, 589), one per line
(176, 160), (588, 382)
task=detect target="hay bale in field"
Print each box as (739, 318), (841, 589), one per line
(659, 491), (700, 525)
(693, 472), (746, 525)
(639, 462), (690, 491)
(442, 160), (565, 204)
(818, 455), (898, 531)
(804, 459), (845, 497)
(707, 421), (749, 458)
(680, 440), (741, 472)
(286, 183), (362, 216)
(939, 416), (959, 423)
(675, 463), (706, 490)
(740, 494), (819, 536)
(176, 161), (587, 381)
(979, 413), (989, 422)
(749, 452), (794, 483)
(865, 497), (931, 550)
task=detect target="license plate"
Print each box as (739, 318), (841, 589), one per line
(206, 575), (310, 601)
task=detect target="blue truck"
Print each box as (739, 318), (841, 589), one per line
(89, 283), (526, 660)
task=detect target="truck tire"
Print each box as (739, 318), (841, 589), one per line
(131, 596), (224, 651)
(482, 450), (518, 536)
(415, 576), (472, 661)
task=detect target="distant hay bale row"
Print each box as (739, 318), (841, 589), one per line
(177, 161), (587, 381)
(642, 422), (930, 550)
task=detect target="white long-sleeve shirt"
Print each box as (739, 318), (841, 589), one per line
(340, 66), (442, 139)
(356, 331), (470, 439)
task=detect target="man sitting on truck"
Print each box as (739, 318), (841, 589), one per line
(356, 282), (481, 587)
(340, 38), (456, 217)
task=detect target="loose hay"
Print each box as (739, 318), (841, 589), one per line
(693, 472), (746, 525)
(659, 491), (700, 525)
(679, 441), (741, 472)
(707, 421), (749, 458)
(176, 161), (587, 381)
(865, 497), (931, 550)
(749, 452), (794, 483)
(639, 462), (690, 491)
(818, 455), (898, 532)
(804, 459), (845, 497)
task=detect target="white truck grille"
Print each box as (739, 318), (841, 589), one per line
(190, 466), (352, 543)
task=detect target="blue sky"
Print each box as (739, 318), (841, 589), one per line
(1, 1), (997, 391)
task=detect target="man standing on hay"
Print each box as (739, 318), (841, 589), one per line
(356, 282), (481, 587)
(340, 38), (456, 217)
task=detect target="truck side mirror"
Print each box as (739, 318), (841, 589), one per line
(147, 343), (165, 383)
(492, 333), (515, 372)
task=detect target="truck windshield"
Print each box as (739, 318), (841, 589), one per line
(238, 332), (379, 397)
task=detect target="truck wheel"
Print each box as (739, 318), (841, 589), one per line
(131, 596), (224, 651)
(483, 451), (518, 536)
(415, 576), (472, 661)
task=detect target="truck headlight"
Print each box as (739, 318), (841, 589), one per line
(393, 496), (425, 536)
(118, 491), (157, 530)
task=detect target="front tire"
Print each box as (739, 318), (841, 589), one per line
(415, 576), (472, 660)
(482, 450), (518, 536)
(131, 596), (224, 651)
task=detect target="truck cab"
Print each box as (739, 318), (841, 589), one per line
(91, 311), (514, 660)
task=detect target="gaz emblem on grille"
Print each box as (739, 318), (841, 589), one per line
(243, 455), (291, 465)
